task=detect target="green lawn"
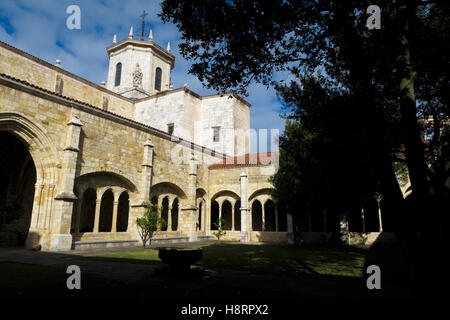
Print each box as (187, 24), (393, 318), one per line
(90, 243), (369, 280)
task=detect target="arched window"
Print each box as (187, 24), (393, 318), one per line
(211, 200), (219, 230)
(251, 200), (263, 231)
(154, 67), (162, 91)
(114, 63), (122, 87)
(80, 188), (96, 232)
(116, 192), (130, 232)
(99, 189), (114, 232)
(161, 197), (169, 231)
(171, 198), (179, 231)
(221, 200), (232, 230)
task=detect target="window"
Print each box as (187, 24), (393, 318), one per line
(155, 67), (162, 91)
(213, 127), (220, 142)
(114, 62), (122, 87)
(167, 123), (174, 135)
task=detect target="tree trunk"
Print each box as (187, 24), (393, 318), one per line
(397, 0), (427, 202)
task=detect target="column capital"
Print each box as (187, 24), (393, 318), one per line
(67, 117), (83, 127)
(144, 139), (154, 148)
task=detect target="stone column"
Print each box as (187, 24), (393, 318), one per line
(93, 198), (101, 233)
(239, 172), (249, 242)
(141, 139), (154, 204)
(205, 201), (211, 236)
(157, 197), (162, 231)
(262, 201), (266, 231)
(111, 200), (119, 232)
(183, 153), (199, 241)
(74, 194), (83, 234)
(286, 212), (294, 244)
(219, 202), (222, 219)
(231, 202), (235, 231)
(168, 203), (173, 231)
(50, 117), (82, 251)
(249, 202), (253, 231)
(374, 193), (383, 232)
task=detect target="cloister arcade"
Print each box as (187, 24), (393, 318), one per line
(149, 182), (186, 233)
(210, 189), (287, 233)
(70, 172), (136, 239)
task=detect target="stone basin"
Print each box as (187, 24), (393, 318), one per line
(158, 247), (203, 272)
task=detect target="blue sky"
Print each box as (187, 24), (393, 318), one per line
(0, 0), (285, 152)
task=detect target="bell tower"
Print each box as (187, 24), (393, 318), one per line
(105, 25), (175, 99)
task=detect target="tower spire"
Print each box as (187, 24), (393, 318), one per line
(128, 26), (133, 39)
(148, 29), (153, 41)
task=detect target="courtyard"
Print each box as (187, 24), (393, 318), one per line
(0, 241), (413, 301)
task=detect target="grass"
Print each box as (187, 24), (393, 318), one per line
(89, 243), (369, 280)
(0, 242), (410, 300)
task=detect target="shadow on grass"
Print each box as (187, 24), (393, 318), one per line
(0, 262), (308, 301)
(362, 233), (411, 286)
(197, 243), (367, 283)
(86, 243), (368, 283)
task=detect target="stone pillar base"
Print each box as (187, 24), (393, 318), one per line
(25, 230), (43, 248)
(286, 232), (295, 244)
(45, 234), (73, 251)
(240, 231), (249, 242)
(188, 232), (198, 242)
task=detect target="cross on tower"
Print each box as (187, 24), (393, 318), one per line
(140, 10), (148, 40)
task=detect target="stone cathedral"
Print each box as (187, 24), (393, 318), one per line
(0, 28), (292, 251)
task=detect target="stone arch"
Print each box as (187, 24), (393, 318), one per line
(0, 112), (58, 187)
(0, 131), (37, 246)
(196, 187), (207, 199)
(0, 113), (59, 247)
(75, 171), (137, 196)
(211, 190), (240, 202)
(117, 191), (129, 232)
(151, 182), (187, 200)
(248, 188), (275, 203)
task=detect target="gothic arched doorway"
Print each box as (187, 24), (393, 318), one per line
(0, 132), (36, 246)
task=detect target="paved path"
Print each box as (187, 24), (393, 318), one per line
(0, 244), (414, 300)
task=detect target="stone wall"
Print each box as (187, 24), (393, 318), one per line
(0, 41), (134, 118)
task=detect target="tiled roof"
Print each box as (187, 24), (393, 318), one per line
(209, 152), (279, 168)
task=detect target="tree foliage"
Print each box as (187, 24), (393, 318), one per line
(213, 217), (227, 240)
(136, 203), (167, 248)
(161, 0), (449, 227)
